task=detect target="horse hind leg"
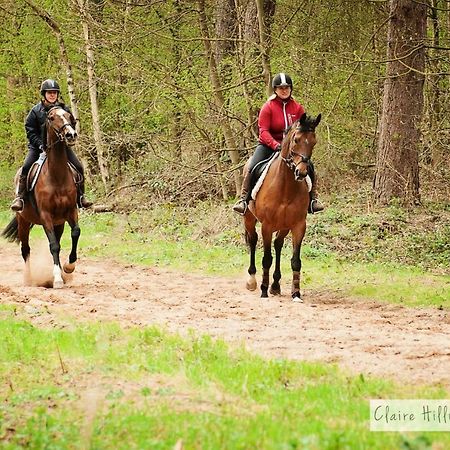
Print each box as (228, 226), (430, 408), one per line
(260, 226), (273, 298)
(270, 230), (288, 295)
(244, 215), (258, 291)
(17, 216), (32, 286)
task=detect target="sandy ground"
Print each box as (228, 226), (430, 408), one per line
(0, 242), (448, 388)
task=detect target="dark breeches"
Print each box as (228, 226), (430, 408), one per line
(248, 144), (274, 173)
(21, 146), (84, 177)
(249, 144), (315, 179)
(21, 146), (41, 176)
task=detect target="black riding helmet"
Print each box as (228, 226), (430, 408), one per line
(40, 79), (60, 96)
(272, 73), (293, 90)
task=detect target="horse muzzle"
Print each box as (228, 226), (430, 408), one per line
(294, 168), (307, 181)
(64, 130), (78, 146)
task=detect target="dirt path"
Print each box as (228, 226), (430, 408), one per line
(0, 243), (449, 388)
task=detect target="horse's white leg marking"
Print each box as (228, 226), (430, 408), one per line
(246, 274), (257, 291)
(292, 295), (303, 303)
(53, 264), (64, 289)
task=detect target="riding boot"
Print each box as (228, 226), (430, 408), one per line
(232, 167), (252, 215)
(309, 175), (324, 214)
(78, 181), (93, 208)
(11, 175), (27, 212)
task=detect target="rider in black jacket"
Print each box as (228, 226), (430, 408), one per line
(11, 79), (92, 211)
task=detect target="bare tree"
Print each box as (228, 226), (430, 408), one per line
(374, 0), (427, 205)
(73, 0), (109, 190)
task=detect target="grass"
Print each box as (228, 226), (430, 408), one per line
(0, 201), (449, 308)
(0, 305), (448, 449)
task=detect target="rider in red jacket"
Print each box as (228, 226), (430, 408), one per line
(233, 73), (324, 215)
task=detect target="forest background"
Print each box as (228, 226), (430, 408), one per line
(0, 0), (449, 272)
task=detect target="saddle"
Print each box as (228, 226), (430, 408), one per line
(23, 152), (83, 192)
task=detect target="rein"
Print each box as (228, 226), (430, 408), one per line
(280, 125), (311, 180)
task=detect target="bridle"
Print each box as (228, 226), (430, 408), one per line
(46, 106), (77, 148)
(280, 125), (315, 181)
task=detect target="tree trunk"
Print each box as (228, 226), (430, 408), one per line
(255, 0), (272, 96)
(197, 0), (241, 195)
(374, 0), (427, 206)
(74, 0), (109, 191)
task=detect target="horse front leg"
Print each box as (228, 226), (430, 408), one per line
(260, 225), (273, 298)
(43, 223), (64, 289)
(291, 221), (307, 302)
(270, 230), (289, 295)
(63, 213), (80, 274)
(244, 213), (258, 291)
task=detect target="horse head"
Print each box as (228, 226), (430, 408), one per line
(46, 106), (78, 147)
(282, 113), (321, 181)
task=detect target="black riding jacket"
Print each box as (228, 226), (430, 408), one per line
(25, 101), (71, 150)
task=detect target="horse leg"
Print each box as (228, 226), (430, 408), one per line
(270, 230), (288, 295)
(244, 213), (258, 291)
(63, 213), (80, 274)
(260, 225), (273, 298)
(43, 223), (64, 289)
(291, 221), (307, 302)
(17, 215), (32, 285)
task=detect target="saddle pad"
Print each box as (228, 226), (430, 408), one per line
(29, 151), (47, 191)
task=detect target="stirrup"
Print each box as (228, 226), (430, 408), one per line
(11, 197), (24, 212)
(78, 195), (93, 209)
(232, 199), (248, 216)
(309, 198), (324, 214)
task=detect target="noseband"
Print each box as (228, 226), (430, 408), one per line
(281, 126), (314, 181)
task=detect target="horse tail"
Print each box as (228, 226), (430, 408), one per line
(2, 216), (20, 243)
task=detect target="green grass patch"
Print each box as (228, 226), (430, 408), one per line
(0, 309), (448, 449)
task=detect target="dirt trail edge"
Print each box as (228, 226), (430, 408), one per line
(0, 244), (448, 388)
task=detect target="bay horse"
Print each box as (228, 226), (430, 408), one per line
(243, 112), (321, 301)
(2, 105), (81, 288)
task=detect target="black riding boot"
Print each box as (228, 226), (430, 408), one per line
(78, 181), (93, 208)
(309, 175), (324, 214)
(232, 167), (252, 215)
(11, 175), (27, 212)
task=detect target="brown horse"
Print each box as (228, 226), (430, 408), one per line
(2, 105), (81, 288)
(243, 112), (321, 301)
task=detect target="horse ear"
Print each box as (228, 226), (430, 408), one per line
(315, 113), (322, 127)
(300, 112), (307, 124)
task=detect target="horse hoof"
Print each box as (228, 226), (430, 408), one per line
(53, 280), (64, 289)
(292, 295), (303, 303)
(246, 276), (257, 291)
(270, 287), (281, 296)
(63, 262), (75, 274)
(261, 291), (269, 298)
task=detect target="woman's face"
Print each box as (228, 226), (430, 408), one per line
(44, 90), (59, 104)
(275, 85), (292, 100)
